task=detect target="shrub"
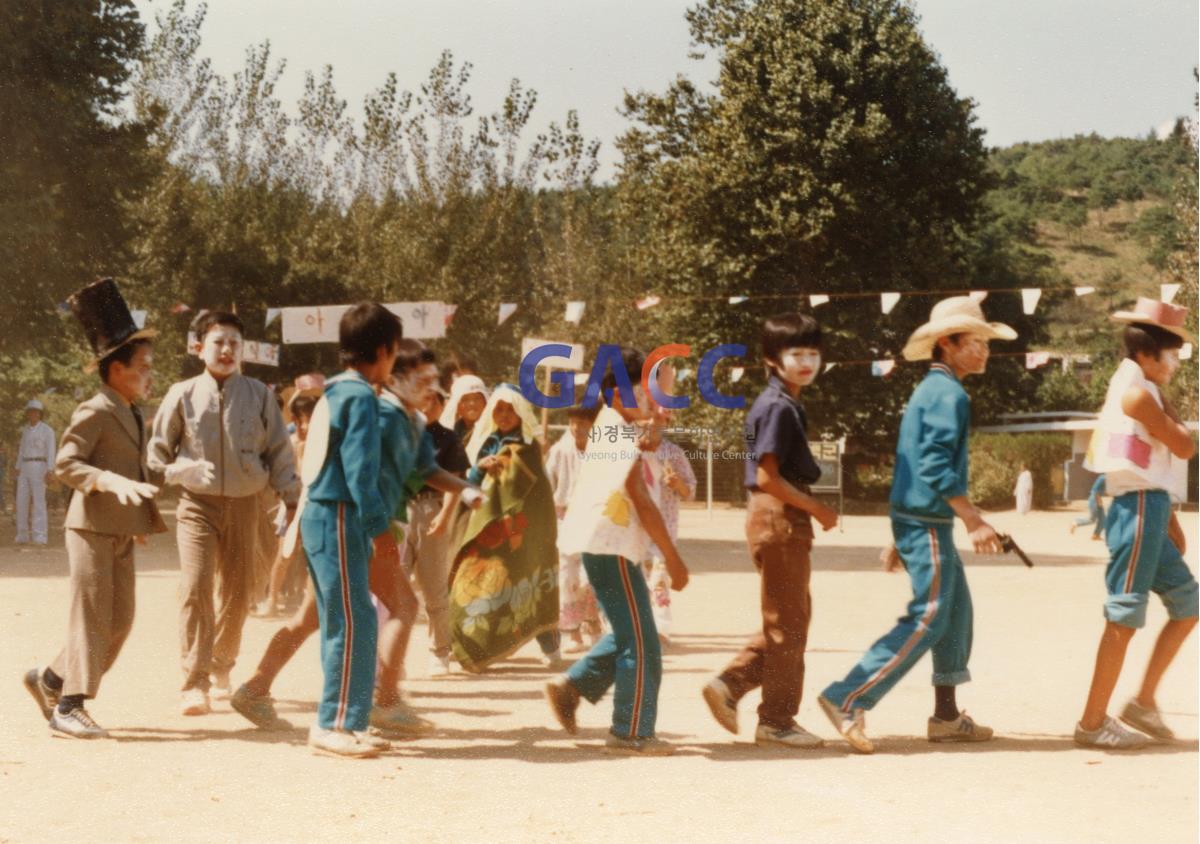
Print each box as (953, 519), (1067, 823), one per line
(969, 433), (1072, 509)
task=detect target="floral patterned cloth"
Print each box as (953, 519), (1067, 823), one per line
(448, 440), (559, 672)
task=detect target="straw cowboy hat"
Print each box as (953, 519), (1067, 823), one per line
(902, 296), (1017, 361)
(1110, 297), (1194, 343)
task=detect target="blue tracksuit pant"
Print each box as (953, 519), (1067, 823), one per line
(566, 554), (662, 738)
(822, 519), (972, 713)
(302, 501), (378, 732)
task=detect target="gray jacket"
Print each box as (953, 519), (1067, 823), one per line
(147, 371), (300, 504)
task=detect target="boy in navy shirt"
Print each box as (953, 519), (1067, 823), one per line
(702, 313), (838, 749)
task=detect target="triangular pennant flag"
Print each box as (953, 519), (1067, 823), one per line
(130, 310), (147, 329)
(809, 294), (830, 307)
(1074, 286), (1095, 297)
(730, 366), (745, 383)
(1161, 283), (1181, 305)
(969, 291), (988, 303)
(265, 307), (281, 328)
(565, 301), (586, 323)
(823, 362), (836, 373)
(1021, 288), (1042, 315)
(1025, 351), (1051, 369)
(635, 294), (661, 311)
(1181, 342), (1194, 361)
(871, 359), (896, 377)
(498, 303), (517, 325)
(677, 368), (693, 381)
(443, 304), (458, 328)
(171, 302), (192, 314)
(728, 296), (748, 305)
(881, 292), (901, 314)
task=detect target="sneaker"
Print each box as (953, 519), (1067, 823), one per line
(230, 685), (292, 731)
(818, 695), (874, 754)
(428, 653), (453, 678)
(604, 734), (676, 756)
(49, 707), (109, 739)
(354, 730), (392, 752)
(755, 723), (824, 749)
(210, 672), (232, 701)
(928, 711), (993, 743)
(23, 668), (59, 721)
(701, 677), (738, 735)
(544, 676), (581, 735)
(1119, 699), (1175, 741)
(180, 687), (210, 716)
(308, 726), (380, 759)
(1074, 716), (1150, 750)
(368, 703), (434, 736)
(543, 649), (567, 670)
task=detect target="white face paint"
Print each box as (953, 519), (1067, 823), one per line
(201, 325), (242, 377)
(1161, 349), (1180, 379)
(776, 347), (822, 387)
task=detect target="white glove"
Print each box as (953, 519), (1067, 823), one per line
(95, 471), (159, 506)
(164, 458), (216, 487)
(460, 487), (485, 509)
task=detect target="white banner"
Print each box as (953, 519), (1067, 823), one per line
(244, 341), (280, 367)
(280, 302), (451, 343)
(521, 337), (584, 370)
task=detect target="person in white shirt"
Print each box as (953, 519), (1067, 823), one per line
(15, 399), (57, 545)
(1013, 465), (1033, 514)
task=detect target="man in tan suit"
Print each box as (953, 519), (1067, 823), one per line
(23, 278), (164, 739)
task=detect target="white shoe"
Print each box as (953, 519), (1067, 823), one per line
(1074, 716), (1149, 750)
(754, 723), (823, 749)
(210, 672), (232, 701)
(354, 730), (392, 751)
(1119, 699), (1175, 741)
(701, 677), (738, 735)
(429, 653), (453, 678)
(308, 726), (380, 758)
(818, 695), (874, 754)
(180, 687), (210, 716)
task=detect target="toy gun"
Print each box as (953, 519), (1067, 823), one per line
(998, 533), (1034, 568)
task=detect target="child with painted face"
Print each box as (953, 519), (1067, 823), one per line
(702, 313), (836, 750)
(1075, 298), (1198, 749)
(147, 310), (300, 716)
(547, 346), (691, 755)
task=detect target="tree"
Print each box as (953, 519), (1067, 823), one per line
(616, 0), (1018, 441)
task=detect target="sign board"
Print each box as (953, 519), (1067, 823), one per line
(521, 338), (585, 371)
(281, 302), (452, 343)
(808, 440), (842, 492)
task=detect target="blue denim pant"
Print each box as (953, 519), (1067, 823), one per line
(303, 501), (378, 732)
(1103, 490), (1198, 629)
(566, 554), (662, 738)
(822, 519), (972, 713)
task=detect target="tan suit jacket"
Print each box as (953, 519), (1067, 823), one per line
(56, 386), (166, 536)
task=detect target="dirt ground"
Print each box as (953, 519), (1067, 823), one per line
(1, 505), (1196, 843)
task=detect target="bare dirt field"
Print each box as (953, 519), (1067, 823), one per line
(1, 506), (1195, 843)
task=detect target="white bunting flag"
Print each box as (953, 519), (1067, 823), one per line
(498, 303), (517, 325)
(809, 294), (830, 307)
(677, 368), (693, 382)
(635, 294), (661, 311)
(265, 308), (281, 328)
(1025, 351), (1051, 369)
(871, 359), (896, 377)
(1074, 286), (1095, 297)
(823, 362), (836, 373)
(130, 310), (147, 329)
(730, 366), (745, 383)
(969, 291), (988, 303)
(1021, 288), (1042, 315)
(565, 301), (586, 323)
(728, 296), (748, 305)
(1161, 283), (1181, 304)
(1181, 342), (1194, 361)
(881, 292), (901, 314)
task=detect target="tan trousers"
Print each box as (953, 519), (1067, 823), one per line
(51, 529), (136, 698)
(404, 493), (453, 659)
(176, 491), (259, 691)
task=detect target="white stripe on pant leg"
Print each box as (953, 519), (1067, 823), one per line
(617, 557), (645, 738)
(335, 503), (354, 730)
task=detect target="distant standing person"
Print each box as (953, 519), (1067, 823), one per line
(16, 398), (57, 545)
(1070, 474), (1106, 540)
(1014, 464), (1033, 514)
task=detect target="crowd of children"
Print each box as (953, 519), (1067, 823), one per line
(21, 278), (1197, 759)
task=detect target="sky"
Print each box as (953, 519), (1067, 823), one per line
(133, 0), (1199, 182)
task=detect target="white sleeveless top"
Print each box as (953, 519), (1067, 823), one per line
(1085, 359), (1176, 499)
(558, 406), (661, 561)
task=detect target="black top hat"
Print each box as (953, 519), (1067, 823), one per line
(68, 278), (158, 372)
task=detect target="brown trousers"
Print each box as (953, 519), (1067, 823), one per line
(719, 492), (814, 730)
(176, 491), (259, 691)
(52, 529), (136, 698)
